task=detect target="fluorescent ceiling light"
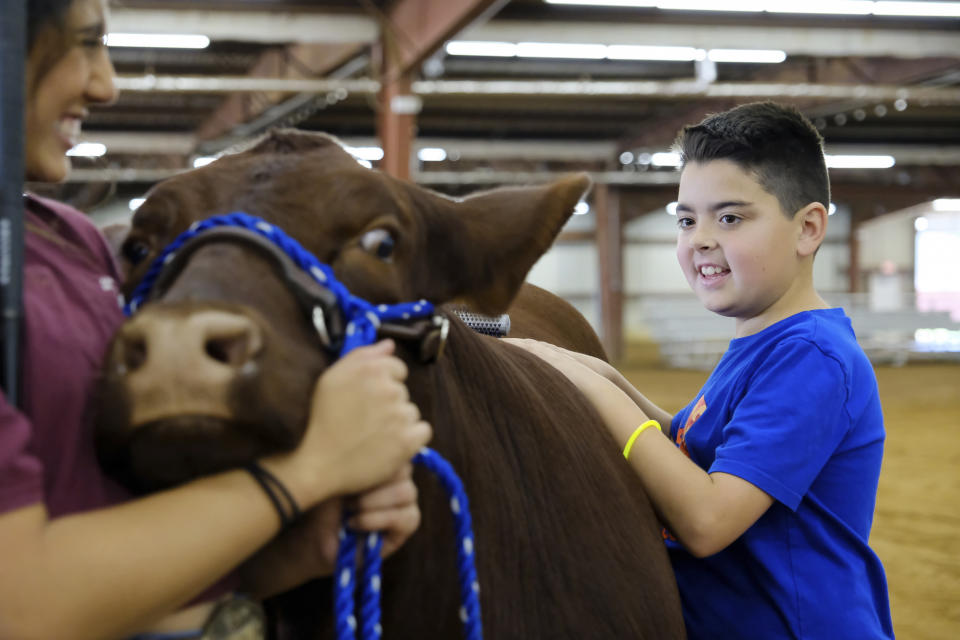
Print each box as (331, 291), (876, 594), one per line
(651, 152), (682, 167)
(192, 156), (216, 168)
(873, 1), (960, 16)
(418, 148), (448, 162)
(765, 0), (873, 13)
(516, 42), (607, 59)
(67, 142), (106, 157)
(932, 198), (960, 211)
(107, 33), (210, 49)
(129, 198), (146, 211)
(544, 0), (960, 17)
(356, 159), (373, 169)
(655, 0), (764, 10)
(824, 154), (896, 169)
(665, 201), (679, 215)
(574, 202), (591, 215)
(707, 49), (787, 63)
(445, 41), (516, 57)
(915, 216), (929, 231)
(607, 45), (702, 61)
(545, 0), (657, 5)
(448, 41), (783, 64)
(345, 146), (384, 161)
(828, 202), (837, 215)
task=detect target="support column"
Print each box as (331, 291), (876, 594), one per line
(376, 0), (508, 179)
(377, 72), (417, 180)
(595, 184), (624, 362)
(849, 218), (860, 293)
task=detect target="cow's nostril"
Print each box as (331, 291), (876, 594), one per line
(205, 333), (253, 367)
(123, 337), (147, 372)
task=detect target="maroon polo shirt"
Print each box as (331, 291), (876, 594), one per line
(0, 194), (130, 518)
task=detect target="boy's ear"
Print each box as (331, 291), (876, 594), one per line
(796, 202), (828, 257)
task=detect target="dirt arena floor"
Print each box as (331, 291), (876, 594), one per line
(617, 342), (960, 640)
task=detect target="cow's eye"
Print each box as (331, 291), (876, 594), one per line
(360, 228), (395, 261)
(121, 239), (151, 266)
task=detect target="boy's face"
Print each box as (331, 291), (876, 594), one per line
(675, 159), (806, 330)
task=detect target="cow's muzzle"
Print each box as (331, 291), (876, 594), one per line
(112, 307), (263, 427)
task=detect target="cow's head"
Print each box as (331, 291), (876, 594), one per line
(96, 129), (590, 491)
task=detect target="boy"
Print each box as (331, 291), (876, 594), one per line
(509, 102), (893, 638)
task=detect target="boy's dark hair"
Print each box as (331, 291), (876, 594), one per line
(28, 0), (75, 51)
(675, 101), (830, 217)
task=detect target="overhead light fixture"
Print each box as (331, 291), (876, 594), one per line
(192, 156), (216, 168)
(665, 201), (679, 215)
(106, 33), (211, 49)
(656, 0), (764, 10)
(932, 198), (960, 211)
(129, 198), (146, 211)
(418, 148), (448, 162)
(828, 202), (837, 215)
(447, 41), (784, 63)
(574, 202), (591, 215)
(607, 44), (702, 61)
(345, 146), (384, 162)
(67, 142), (106, 157)
(544, 0), (960, 17)
(707, 49), (787, 63)
(765, 0), (873, 13)
(445, 41), (517, 57)
(516, 42), (608, 59)
(824, 154), (896, 169)
(874, 1), (960, 16)
(651, 152), (682, 167)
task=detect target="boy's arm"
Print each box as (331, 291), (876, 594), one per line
(579, 371), (774, 558)
(509, 339), (772, 558)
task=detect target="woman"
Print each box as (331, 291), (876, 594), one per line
(0, 1), (431, 638)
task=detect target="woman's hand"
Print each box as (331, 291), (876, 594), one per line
(290, 464), (421, 579)
(240, 465), (421, 598)
(264, 340), (432, 510)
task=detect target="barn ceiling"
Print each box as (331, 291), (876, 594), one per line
(64, 0), (960, 217)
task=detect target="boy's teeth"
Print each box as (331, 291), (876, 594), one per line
(700, 266), (726, 276)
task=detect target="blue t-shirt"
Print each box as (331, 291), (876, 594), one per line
(667, 308), (893, 639)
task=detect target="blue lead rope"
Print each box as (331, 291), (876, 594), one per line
(126, 213), (483, 640)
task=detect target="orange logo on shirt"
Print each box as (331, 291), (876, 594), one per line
(675, 394), (707, 458)
(663, 394), (707, 544)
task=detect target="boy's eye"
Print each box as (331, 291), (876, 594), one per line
(719, 214), (740, 224)
(677, 217), (694, 229)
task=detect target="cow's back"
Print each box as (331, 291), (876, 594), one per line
(273, 319), (685, 639)
(507, 283), (607, 360)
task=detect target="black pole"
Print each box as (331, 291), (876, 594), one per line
(0, 1), (26, 406)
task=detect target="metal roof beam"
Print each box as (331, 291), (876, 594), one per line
(112, 75), (960, 105)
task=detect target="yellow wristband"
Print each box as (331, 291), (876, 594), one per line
(622, 419), (661, 459)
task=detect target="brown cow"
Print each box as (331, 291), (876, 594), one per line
(96, 129), (684, 639)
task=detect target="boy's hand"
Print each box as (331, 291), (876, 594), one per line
(503, 338), (604, 389)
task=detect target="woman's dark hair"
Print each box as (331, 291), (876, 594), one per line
(675, 101), (831, 217)
(28, 0), (76, 51)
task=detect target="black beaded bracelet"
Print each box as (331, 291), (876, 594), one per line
(245, 462), (302, 528)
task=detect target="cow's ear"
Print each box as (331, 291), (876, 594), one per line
(421, 173), (591, 315)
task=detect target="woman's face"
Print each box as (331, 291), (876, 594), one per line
(25, 0), (116, 183)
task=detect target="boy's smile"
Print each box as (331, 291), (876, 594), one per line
(675, 159), (823, 337)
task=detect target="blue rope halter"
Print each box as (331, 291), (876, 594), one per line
(124, 212), (483, 640)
